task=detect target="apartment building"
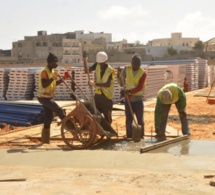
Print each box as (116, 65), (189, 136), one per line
(205, 37), (215, 52)
(11, 31), (82, 64)
(148, 32), (199, 47)
(11, 30), (114, 64)
(145, 33), (199, 57)
(75, 30), (112, 42)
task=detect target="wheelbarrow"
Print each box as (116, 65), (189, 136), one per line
(58, 73), (118, 149)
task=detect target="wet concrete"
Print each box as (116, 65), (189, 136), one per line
(150, 139), (215, 155)
(95, 138), (215, 156)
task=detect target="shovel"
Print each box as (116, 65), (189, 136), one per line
(120, 74), (142, 142)
(83, 52), (101, 123)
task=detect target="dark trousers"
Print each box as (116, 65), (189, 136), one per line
(94, 93), (113, 124)
(125, 100), (144, 138)
(37, 97), (65, 129)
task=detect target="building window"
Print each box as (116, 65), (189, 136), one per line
(36, 42), (41, 47)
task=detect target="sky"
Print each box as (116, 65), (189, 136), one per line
(1, 0), (215, 50)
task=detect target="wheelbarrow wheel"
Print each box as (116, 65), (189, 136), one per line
(92, 135), (105, 146)
(61, 114), (97, 149)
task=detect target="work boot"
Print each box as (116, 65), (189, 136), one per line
(41, 128), (50, 144)
(156, 134), (166, 142)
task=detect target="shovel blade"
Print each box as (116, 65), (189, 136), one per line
(132, 124), (142, 142)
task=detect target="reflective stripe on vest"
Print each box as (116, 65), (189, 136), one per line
(95, 63), (114, 99)
(125, 65), (145, 96)
(37, 67), (56, 98)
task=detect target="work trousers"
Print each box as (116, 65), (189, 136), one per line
(94, 93), (113, 124)
(37, 97), (65, 129)
(159, 101), (190, 136)
(125, 100), (144, 138)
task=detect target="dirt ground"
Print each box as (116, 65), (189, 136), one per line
(1, 88), (215, 195)
(1, 87), (215, 141)
(112, 88), (215, 141)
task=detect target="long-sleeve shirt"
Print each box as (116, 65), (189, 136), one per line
(118, 66), (147, 102)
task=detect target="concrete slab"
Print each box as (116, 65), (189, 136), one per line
(0, 145), (215, 194)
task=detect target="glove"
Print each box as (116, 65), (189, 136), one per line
(88, 80), (95, 87)
(63, 71), (70, 80)
(124, 90), (132, 95)
(53, 70), (59, 80)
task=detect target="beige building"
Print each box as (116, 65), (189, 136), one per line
(75, 30), (112, 42)
(148, 32), (199, 49)
(11, 31), (82, 64)
(205, 37), (215, 52)
(80, 37), (107, 54)
(145, 33), (199, 58)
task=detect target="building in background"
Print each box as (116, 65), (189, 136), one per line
(1, 31), (206, 65)
(11, 31), (82, 64)
(146, 33), (199, 58)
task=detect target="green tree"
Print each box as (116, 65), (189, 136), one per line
(193, 40), (204, 51)
(134, 40), (141, 46)
(166, 47), (177, 56)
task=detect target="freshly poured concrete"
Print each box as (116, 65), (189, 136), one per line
(96, 138), (215, 156)
(0, 142), (215, 195)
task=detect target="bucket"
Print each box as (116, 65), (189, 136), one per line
(207, 98), (215, 104)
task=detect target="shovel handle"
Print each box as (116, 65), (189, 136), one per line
(119, 74), (138, 127)
(82, 52), (97, 116)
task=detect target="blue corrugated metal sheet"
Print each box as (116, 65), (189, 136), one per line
(0, 102), (44, 126)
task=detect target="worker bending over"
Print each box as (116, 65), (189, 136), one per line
(155, 83), (191, 142)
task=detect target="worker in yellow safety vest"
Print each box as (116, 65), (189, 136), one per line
(86, 51), (115, 124)
(37, 53), (70, 144)
(155, 83), (191, 142)
(118, 54), (147, 139)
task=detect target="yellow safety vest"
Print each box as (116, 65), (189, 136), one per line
(37, 67), (56, 98)
(158, 83), (179, 103)
(125, 65), (145, 96)
(95, 63), (114, 100)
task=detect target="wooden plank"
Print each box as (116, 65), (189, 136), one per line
(0, 178), (27, 182)
(140, 135), (189, 153)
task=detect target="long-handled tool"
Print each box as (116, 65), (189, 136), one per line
(83, 52), (100, 122)
(119, 74), (142, 142)
(63, 71), (89, 101)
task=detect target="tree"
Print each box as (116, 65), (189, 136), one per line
(193, 40), (204, 51)
(166, 47), (177, 56)
(134, 40), (141, 46)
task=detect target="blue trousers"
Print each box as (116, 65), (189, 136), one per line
(125, 100), (144, 138)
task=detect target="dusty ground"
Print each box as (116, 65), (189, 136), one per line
(1, 88), (215, 195)
(112, 88), (215, 140)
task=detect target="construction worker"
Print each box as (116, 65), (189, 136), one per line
(183, 77), (189, 92)
(37, 53), (70, 144)
(154, 83), (191, 142)
(85, 51), (115, 124)
(118, 54), (147, 139)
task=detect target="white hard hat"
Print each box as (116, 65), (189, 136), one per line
(96, 51), (108, 63)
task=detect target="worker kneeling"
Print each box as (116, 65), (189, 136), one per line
(154, 83), (191, 142)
